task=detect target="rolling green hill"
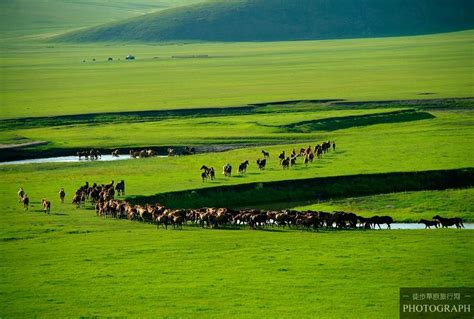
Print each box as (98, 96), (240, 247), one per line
(58, 0), (474, 42)
(0, 0), (203, 39)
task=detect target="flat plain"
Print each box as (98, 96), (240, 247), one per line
(0, 2), (473, 317)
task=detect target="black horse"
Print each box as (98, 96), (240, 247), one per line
(433, 215), (464, 229)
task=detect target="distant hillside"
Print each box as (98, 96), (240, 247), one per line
(0, 0), (203, 39)
(57, 0), (474, 42)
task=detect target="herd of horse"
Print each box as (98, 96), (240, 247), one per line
(21, 141), (467, 231)
(77, 149), (102, 160)
(200, 141), (335, 181)
(78, 146), (196, 159)
(17, 184), (465, 230)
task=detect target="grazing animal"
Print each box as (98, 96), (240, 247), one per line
(18, 187), (25, 202)
(332, 141), (336, 151)
(183, 146), (196, 155)
(111, 149), (120, 157)
(22, 194), (29, 210)
(433, 215), (464, 229)
(77, 151), (89, 160)
(90, 149), (101, 160)
(115, 180), (125, 196)
(156, 214), (169, 230)
(256, 158), (266, 170)
(290, 156), (296, 167)
(304, 155), (309, 166)
(72, 194), (82, 208)
(129, 150), (139, 158)
(278, 151), (286, 163)
(42, 199), (51, 214)
(200, 165), (214, 182)
(370, 215), (393, 229)
(281, 157), (290, 169)
(59, 188), (65, 203)
(209, 167), (215, 180)
(419, 219), (439, 229)
(223, 164), (232, 177)
(167, 148), (175, 157)
(261, 150), (270, 158)
(238, 160), (249, 174)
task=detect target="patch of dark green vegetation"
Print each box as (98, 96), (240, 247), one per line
(0, 106), (257, 132)
(2, 98), (470, 132)
(57, 0), (473, 42)
(132, 168), (474, 209)
(279, 109), (435, 133)
(334, 97), (474, 110)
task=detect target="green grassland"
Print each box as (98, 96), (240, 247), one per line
(1, 206), (472, 318)
(0, 106), (414, 149)
(1, 7), (473, 316)
(289, 188), (474, 223)
(0, 107), (472, 194)
(0, 0), (203, 39)
(2, 101), (471, 318)
(1, 31), (473, 119)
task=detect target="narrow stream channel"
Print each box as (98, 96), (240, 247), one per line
(0, 155), (165, 165)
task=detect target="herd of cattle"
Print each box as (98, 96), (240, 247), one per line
(200, 141), (335, 182)
(17, 182), (465, 230)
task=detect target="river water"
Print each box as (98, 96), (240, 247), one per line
(370, 223), (473, 230)
(0, 155), (165, 165)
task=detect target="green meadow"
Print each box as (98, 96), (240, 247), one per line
(290, 188), (474, 223)
(0, 0), (202, 39)
(1, 30), (473, 119)
(1, 2), (473, 315)
(1, 208), (472, 318)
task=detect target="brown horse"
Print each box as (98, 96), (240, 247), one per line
(59, 188), (65, 203)
(22, 194), (29, 211)
(201, 165), (213, 182)
(42, 199), (51, 214)
(18, 187), (25, 203)
(433, 215), (464, 228)
(115, 180), (125, 196)
(155, 214), (169, 230)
